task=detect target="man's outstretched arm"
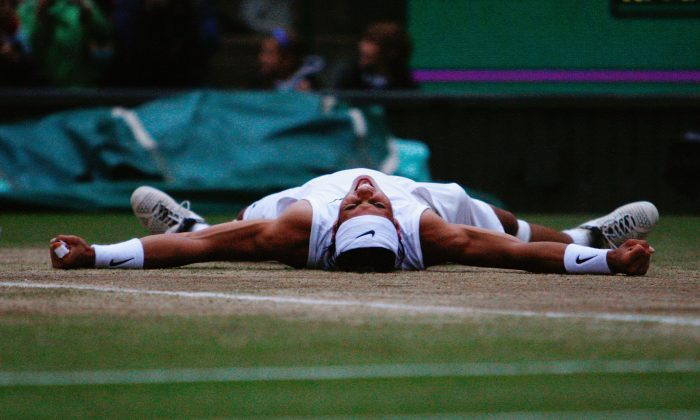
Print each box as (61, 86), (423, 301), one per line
(50, 201), (313, 270)
(418, 210), (653, 275)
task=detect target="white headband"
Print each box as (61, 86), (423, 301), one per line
(335, 215), (399, 257)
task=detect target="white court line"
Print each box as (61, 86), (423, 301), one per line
(321, 409), (700, 420)
(2, 281), (700, 327)
(0, 359), (698, 387)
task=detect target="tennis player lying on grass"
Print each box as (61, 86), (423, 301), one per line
(51, 168), (658, 275)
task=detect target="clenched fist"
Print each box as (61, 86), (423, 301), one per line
(607, 239), (654, 275)
(50, 235), (95, 269)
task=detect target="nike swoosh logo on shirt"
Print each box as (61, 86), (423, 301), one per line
(575, 255), (596, 264)
(356, 230), (376, 239)
(109, 257), (135, 267)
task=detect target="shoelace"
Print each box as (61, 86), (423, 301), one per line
(154, 201), (191, 227)
(601, 214), (637, 245)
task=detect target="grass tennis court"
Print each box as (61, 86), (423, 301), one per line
(0, 213), (698, 418)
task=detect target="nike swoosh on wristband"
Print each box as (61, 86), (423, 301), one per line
(109, 257), (135, 267)
(575, 255), (596, 264)
(356, 230), (376, 239)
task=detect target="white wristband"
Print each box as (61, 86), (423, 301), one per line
(92, 238), (144, 269)
(564, 244), (611, 274)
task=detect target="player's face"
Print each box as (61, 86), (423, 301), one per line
(358, 39), (380, 69)
(337, 175), (394, 225)
(258, 37), (283, 76)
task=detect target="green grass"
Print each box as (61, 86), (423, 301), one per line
(0, 213), (235, 247)
(2, 314), (697, 371)
(0, 213), (698, 417)
(1, 374), (697, 418)
(0, 314), (698, 417)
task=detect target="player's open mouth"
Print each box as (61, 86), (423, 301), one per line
(355, 177), (375, 191)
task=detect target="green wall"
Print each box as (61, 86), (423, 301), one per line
(408, 0), (700, 94)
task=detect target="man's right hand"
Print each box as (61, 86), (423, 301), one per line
(50, 235), (95, 269)
(607, 239), (654, 275)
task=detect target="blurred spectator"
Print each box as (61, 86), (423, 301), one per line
(18, 0), (113, 87)
(248, 27), (323, 91)
(0, 0), (38, 85)
(333, 21), (417, 90)
(109, 0), (219, 87)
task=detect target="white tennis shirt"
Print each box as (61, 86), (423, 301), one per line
(243, 168), (503, 270)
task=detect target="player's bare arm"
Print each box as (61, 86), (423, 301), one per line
(418, 210), (653, 275)
(51, 200), (313, 270)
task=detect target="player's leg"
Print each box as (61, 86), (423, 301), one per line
(562, 201), (659, 248)
(419, 182), (573, 242)
(489, 206), (573, 243)
(235, 207), (247, 220)
(495, 201), (659, 248)
(416, 182), (658, 248)
(131, 186), (303, 234)
(235, 189), (301, 221)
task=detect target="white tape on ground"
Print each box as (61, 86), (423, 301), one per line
(0, 359), (698, 387)
(1, 281), (700, 326)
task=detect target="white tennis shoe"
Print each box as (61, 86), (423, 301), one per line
(578, 201), (659, 248)
(131, 186), (206, 234)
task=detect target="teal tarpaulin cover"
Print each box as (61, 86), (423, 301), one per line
(0, 90), (433, 212)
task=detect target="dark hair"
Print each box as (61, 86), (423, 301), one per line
(363, 21), (413, 79)
(334, 247), (396, 273)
